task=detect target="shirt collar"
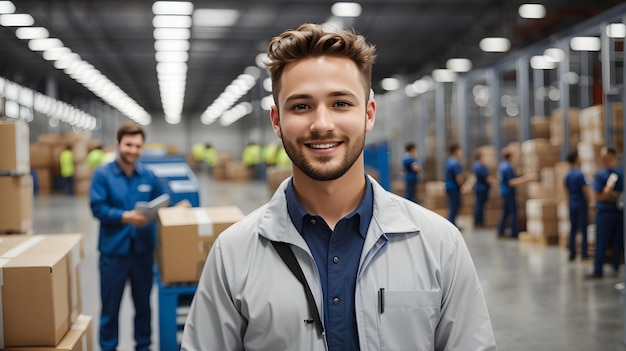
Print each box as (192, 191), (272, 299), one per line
(286, 175), (373, 238)
(112, 159), (145, 176)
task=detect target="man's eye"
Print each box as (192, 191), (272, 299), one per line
(293, 104), (309, 110)
(334, 101), (350, 107)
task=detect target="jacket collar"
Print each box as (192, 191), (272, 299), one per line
(258, 175), (420, 247)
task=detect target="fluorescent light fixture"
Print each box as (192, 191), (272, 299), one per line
(432, 69), (457, 82)
(153, 1), (193, 15)
(261, 95), (274, 111)
(530, 55), (557, 70)
(518, 4), (546, 19)
(405, 84), (418, 97)
(570, 36), (601, 51)
(446, 58), (472, 72)
(321, 18), (344, 33)
(413, 76), (433, 94)
(606, 23), (626, 38)
(0, 13), (34, 26)
(28, 38), (63, 51)
(155, 51), (188, 62)
(544, 48), (564, 63)
(53, 53), (80, 70)
(0, 1), (16, 14)
(43, 47), (71, 61)
(154, 39), (190, 51)
(381, 78), (400, 91)
(255, 52), (269, 67)
(263, 78), (272, 92)
(5, 100), (19, 118)
(153, 27), (190, 40)
(479, 37), (511, 52)
(331, 2), (362, 17)
(15, 26), (48, 39)
(153, 15), (192, 28)
(193, 9), (239, 27)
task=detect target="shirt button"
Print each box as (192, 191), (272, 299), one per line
(310, 219), (317, 225)
(333, 297), (340, 305)
(333, 256), (339, 264)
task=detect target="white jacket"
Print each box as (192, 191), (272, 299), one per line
(182, 177), (496, 351)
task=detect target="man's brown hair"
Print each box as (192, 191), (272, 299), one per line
(116, 122), (145, 143)
(265, 23), (376, 105)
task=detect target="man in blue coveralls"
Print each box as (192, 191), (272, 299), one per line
(497, 148), (534, 238)
(564, 150), (591, 262)
(402, 142), (423, 203)
(90, 122), (166, 351)
(587, 146), (624, 279)
(473, 149), (496, 227)
(445, 143), (465, 226)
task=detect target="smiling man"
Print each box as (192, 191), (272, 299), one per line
(182, 23), (496, 351)
(90, 122), (166, 351)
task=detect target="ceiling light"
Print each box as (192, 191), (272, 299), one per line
(404, 84), (418, 97)
(255, 52), (269, 67)
(193, 9), (239, 27)
(154, 39), (190, 51)
(263, 78), (272, 92)
(15, 26), (48, 39)
(153, 15), (192, 28)
(606, 23), (626, 38)
(43, 47), (71, 61)
(153, 28), (190, 40)
(446, 58), (472, 72)
(331, 2), (362, 17)
(0, 13), (34, 26)
(530, 55), (557, 70)
(413, 76), (433, 94)
(479, 37), (511, 52)
(152, 1), (193, 15)
(155, 51), (188, 62)
(432, 69), (457, 82)
(261, 95), (274, 111)
(28, 38), (63, 51)
(544, 48), (564, 63)
(381, 77), (400, 91)
(518, 4), (546, 19)
(0, 1), (16, 14)
(321, 18), (344, 32)
(570, 36), (601, 51)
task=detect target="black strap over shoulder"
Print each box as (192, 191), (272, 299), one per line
(271, 241), (325, 336)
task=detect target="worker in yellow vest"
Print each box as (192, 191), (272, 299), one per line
(242, 142), (263, 179)
(87, 145), (105, 170)
(59, 145), (75, 195)
(275, 145), (292, 167)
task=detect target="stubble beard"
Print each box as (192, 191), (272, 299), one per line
(281, 128), (366, 181)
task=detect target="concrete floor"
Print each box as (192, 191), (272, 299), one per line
(32, 173), (626, 350)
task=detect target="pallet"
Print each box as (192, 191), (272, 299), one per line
(518, 232), (559, 246)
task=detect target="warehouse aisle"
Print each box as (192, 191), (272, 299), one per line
(32, 173), (624, 351)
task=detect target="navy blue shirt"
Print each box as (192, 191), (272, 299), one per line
(445, 157), (462, 191)
(564, 167), (588, 205)
(402, 154), (421, 182)
(593, 167), (624, 212)
(498, 160), (516, 197)
(286, 176), (373, 351)
(473, 160), (490, 192)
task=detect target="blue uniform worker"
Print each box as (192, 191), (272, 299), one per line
(589, 147), (624, 278)
(90, 123), (166, 351)
(564, 150), (590, 261)
(497, 149), (533, 238)
(445, 144), (464, 226)
(402, 142), (423, 203)
(473, 150), (494, 227)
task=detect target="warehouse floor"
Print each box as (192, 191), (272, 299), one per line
(32, 172), (625, 351)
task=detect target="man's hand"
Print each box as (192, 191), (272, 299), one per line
(122, 210), (151, 227)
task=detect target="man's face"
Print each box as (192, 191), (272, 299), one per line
(116, 133), (144, 166)
(270, 56), (375, 181)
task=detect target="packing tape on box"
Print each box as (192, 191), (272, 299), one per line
(193, 208), (214, 237)
(1, 236), (43, 258)
(0, 258), (8, 348)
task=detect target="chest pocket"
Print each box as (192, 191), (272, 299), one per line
(379, 290), (441, 351)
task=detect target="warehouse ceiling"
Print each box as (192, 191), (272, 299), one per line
(0, 0), (622, 124)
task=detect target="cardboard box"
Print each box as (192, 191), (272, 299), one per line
(157, 206), (245, 284)
(30, 143), (53, 169)
(2, 314), (93, 351)
(526, 199), (557, 220)
(0, 234), (83, 347)
(0, 175), (33, 234)
(0, 120), (29, 174)
(527, 219), (559, 237)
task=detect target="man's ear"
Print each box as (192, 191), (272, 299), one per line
(270, 105), (282, 139)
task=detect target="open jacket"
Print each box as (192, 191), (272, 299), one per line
(182, 176), (496, 351)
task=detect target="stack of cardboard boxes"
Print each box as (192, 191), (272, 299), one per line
(0, 233), (92, 350)
(0, 120), (33, 234)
